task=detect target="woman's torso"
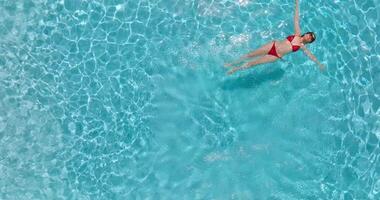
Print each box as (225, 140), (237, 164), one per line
(275, 35), (302, 57)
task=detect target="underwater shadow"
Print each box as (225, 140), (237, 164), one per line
(221, 68), (285, 90)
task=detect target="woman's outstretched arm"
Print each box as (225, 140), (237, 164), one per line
(301, 46), (325, 71)
(294, 0), (301, 35)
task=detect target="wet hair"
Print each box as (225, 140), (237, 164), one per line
(302, 32), (316, 43)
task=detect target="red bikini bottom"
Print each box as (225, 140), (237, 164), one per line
(267, 42), (282, 58)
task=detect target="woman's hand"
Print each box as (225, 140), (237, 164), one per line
(301, 46), (325, 72)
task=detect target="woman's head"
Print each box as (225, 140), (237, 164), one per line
(302, 32), (316, 43)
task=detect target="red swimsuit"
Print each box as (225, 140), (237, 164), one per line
(267, 35), (301, 58)
(267, 42), (281, 58)
(286, 35), (301, 52)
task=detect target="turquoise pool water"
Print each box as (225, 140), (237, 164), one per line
(0, 0), (379, 199)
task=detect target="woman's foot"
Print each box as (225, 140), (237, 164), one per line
(224, 62), (234, 68)
(224, 61), (243, 68)
(227, 67), (240, 75)
(224, 56), (247, 68)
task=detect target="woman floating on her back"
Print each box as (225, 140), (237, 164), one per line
(225, 0), (325, 75)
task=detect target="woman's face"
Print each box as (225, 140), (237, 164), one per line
(303, 33), (314, 43)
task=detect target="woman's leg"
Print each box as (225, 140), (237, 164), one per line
(227, 55), (280, 75)
(224, 41), (275, 67)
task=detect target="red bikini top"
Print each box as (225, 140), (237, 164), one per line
(286, 35), (301, 52)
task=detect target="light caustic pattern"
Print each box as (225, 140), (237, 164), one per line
(0, 0), (379, 199)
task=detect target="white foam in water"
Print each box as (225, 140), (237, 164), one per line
(68, 122), (76, 134)
(360, 41), (370, 51)
(370, 179), (380, 199)
(237, 0), (250, 7)
(277, 20), (287, 28)
(362, 97), (372, 114)
(229, 34), (250, 45)
(116, 4), (124, 11)
(260, 30), (273, 39)
(374, 121), (380, 139)
(204, 151), (230, 162)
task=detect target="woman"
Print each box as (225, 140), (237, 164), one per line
(225, 0), (325, 75)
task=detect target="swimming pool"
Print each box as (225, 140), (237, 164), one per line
(0, 0), (379, 199)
